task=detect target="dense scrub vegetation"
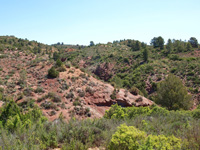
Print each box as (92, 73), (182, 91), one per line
(1, 99), (200, 149)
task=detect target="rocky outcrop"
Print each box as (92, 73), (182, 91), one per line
(59, 68), (153, 119)
(92, 88), (153, 108)
(93, 62), (114, 81)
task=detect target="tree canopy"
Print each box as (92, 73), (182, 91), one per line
(156, 74), (192, 110)
(189, 37), (198, 48)
(143, 48), (149, 62)
(90, 41), (95, 46)
(151, 36), (164, 49)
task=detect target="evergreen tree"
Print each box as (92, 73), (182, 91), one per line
(135, 40), (141, 51)
(141, 42), (146, 48)
(53, 52), (60, 61)
(166, 39), (173, 54)
(186, 42), (192, 51)
(143, 48), (149, 62)
(56, 59), (62, 67)
(90, 41), (95, 46)
(157, 36), (165, 49)
(189, 37), (198, 48)
(151, 36), (164, 50)
(156, 74), (192, 110)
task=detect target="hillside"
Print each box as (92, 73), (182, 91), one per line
(0, 36), (200, 149)
(60, 39), (200, 108)
(0, 36), (153, 121)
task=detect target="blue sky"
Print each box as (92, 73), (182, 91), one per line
(0, 0), (199, 45)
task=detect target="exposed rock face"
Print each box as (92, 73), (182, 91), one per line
(59, 68), (153, 119)
(93, 62), (114, 81)
(91, 88), (153, 108)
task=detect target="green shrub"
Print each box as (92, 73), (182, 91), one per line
(48, 67), (59, 78)
(170, 67), (177, 73)
(110, 89), (117, 100)
(130, 86), (142, 95)
(73, 100), (81, 106)
(0, 87), (4, 93)
(61, 83), (69, 90)
(34, 87), (44, 93)
(109, 124), (181, 150)
(56, 59), (62, 67)
(78, 91), (85, 97)
(41, 101), (56, 110)
(23, 87), (33, 96)
(85, 86), (94, 95)
(156, 74), (192, 110)
(169, 54), (181, 61)
(187, 71), (195, 76)
(66, 92), (74, 99)
(192, 109), (200, 119)
(109, 124), (146, 150)
(57, 65), (66, 72)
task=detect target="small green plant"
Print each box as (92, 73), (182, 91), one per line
(85, 86), (94, 95)
(55, 59), (62, 67)
(110, 89), (117, 100)
(78, 91), (85, 97)
(129, 86), (142, 95)
(73, 100), (81, 106)
(48, 67), (59, 78)
(66, 92), (74, 99)
(57, 65), (66, 72)
(34, 87), (44, 93)
(47, 92), (62, 103)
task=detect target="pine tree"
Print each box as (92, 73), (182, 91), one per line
(90, 41), (95, 46)
(156, 74), (192, 110)
(143, 48), (149, 62)
(186, 42), (192, 51)
(189, 37), (198, 48)
(166, 39), (173, 54)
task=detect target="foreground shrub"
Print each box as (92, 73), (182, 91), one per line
(109, 124), (181, 150)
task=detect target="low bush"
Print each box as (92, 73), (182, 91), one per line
(34, 87), (44, 93)
(48, 92), (62, 102)
(129, 86), (143, 95)
(109, 124), (181, 150)
(110, 89), (117, 100)
(57, 65), (66, 72)
(85, 86), (94, 95)
(48, 67), (59, 78)
(66, 92), (74, 99)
